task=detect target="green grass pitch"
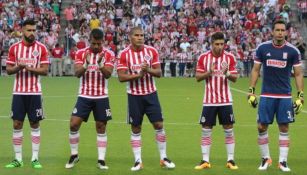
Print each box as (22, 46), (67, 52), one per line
(0, 76), (306, 175)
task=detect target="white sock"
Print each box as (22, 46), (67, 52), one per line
(201, 128), (212, 162)
(258, 131), (270, 159)
(155, 129), (167, 160)
(97, 133), (107, 160)
(13, 129), (23, 161)
(69, 131), (80, 155)
(224, 128), (235, 161)
(31, 127), (41, 161)
(279, 132), (289, 162)
(131, 132), (142, 163)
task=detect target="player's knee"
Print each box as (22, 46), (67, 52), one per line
(152, 122), (163, 130)
(13, 120), (23, 129)
(131, 125), (141, 134)
(258, 125), (268, 133)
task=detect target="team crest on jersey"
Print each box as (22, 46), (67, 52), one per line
(32, 50), (39, 57)
(200, 115), (206, 123)
(144, 55), (152, 62)
(283, 52), (288, 59)
(221, 61), (228, 69)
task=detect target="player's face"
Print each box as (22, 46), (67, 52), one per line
(130, 29), (144, 49)
(272, 23), (286, 44)
(23, 25), (36, 44)
(90, 37), (103, 53)
(211, 39), (225, 57)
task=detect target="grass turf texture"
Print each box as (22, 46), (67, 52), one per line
(0, 76), (306, 175)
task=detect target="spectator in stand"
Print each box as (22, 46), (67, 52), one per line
(51, 43), (64, 76)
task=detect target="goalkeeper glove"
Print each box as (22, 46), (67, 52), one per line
(293, 91), (304, 115)
(247, 87), (258, 108)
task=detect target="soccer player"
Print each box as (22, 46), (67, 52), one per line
(194, 32), (239, 170)
(5, 19), (49, 169)
(65, 29), (115, 170)
(117, 26), (175, 171)
(248, 19), (304, 172)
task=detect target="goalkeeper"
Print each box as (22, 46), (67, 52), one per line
(248, 20), (304, 172)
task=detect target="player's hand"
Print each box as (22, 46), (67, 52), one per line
(209, 62), (215, 75)
(17, 64), (26, 71)
(83, 51), (91, 69)
(141, 61), (149, 72)
(247, 87), (258, 108)
(97, 51), (105, 67)
(293, 91), (304, 115)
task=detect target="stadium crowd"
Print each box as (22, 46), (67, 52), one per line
(0, 0), (305, 77)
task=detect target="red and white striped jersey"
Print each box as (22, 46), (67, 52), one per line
(117, 45), (160, 95)
(75, 47), (115, 99)
(6, 40), (49, 95)
(197, 50), (238, 106)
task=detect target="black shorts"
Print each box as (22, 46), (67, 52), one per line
(186, 63), (193, 69)
(199, 105), (235, 126)
(72, 97), (112, 122)
(127, 92), (163, 126)
(11, 95), (44, 122)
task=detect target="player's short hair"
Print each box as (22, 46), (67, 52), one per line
(22, 19), (36, 27)
(272, 19), (286, 30)
(90, 28), (104, 40)
(210, 32), (224, 43)
(129, 26), (143, 36)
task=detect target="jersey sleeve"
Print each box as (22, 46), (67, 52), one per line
(116, 51), (128, 70)
(254, 45), (263, 64)
(75, 50), (84, 65)
(228, 55), (238, 74)
(40, 45), (49, 64)
(6, 45), (16, 65)
(196, 55), (205, 73)
(151, 48), (160, 66)
(104, 50), (115, 68)
(292, 48), (302, 67)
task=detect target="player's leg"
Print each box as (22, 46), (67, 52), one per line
(219, 105), (238, 170)
(276, 98), (293, 172)
(27, 95), (45, 169)
(194, 106), (217, 170)
(65, 97), (92, 169)
(93, 98), (112, 170)
(146, 92), (175, 169)
(6, 95), (26, 168)
(257, 97), (274, 170)
(128, 94), (144, 171)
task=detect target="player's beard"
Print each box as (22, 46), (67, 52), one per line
(24, 35), (35, 44)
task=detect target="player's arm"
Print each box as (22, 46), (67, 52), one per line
(293, 65), (304, 93)
(117, 69), (144, 82)
(74, 64), (86, 78)
(99, 66), (113, 79)
(249, 63), (261, 88)
(25, 64), (49, 76)
(195, 63), (214, 82)
(225, 73), (238, 83)
(6, 64), (26, 75)
(142, 62), (162, 78)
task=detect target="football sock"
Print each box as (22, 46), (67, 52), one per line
(258, 131), (270, 158)
(69, 131), (80, 155)
(279, 132), (289, 162)
(31, 127), (40, 161)
(131, 132), (142, 163)
(97, 133), (107, 160)
(224, 128), (235, 161)
(13, 129), (23, 161)
(155, 129), (167, 160)
(201, 128), (212, 162)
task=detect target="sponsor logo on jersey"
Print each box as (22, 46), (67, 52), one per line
(18, 57), (36, 66)
(131, 64), (142, 73)
(283, 52), (288, 59)
(266, 59), (287, 68)
(87, 64), (100, 72)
